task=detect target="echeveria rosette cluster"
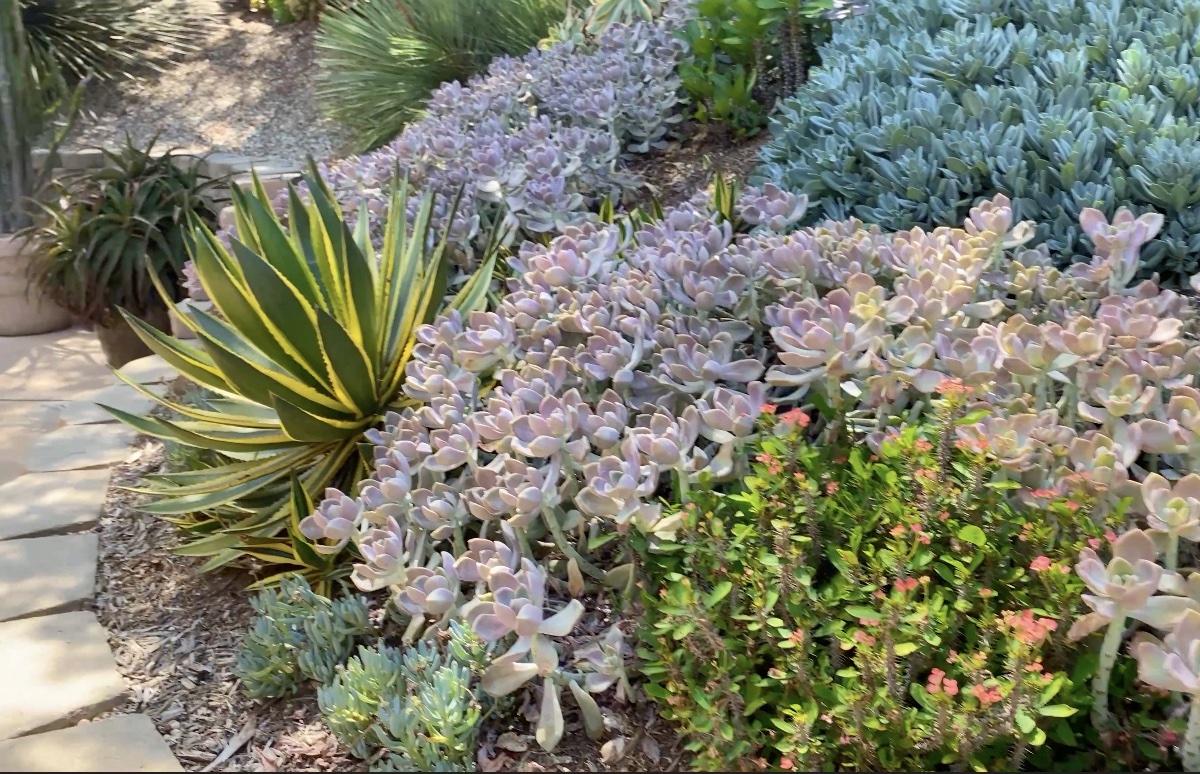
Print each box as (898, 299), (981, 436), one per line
(302, 189), (1200, 751)
(1140, 473), (1200, 570)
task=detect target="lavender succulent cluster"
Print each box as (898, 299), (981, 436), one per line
(192, 2), (692, 297)
(290, 3), (688, 260)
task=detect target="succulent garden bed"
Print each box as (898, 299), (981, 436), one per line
(24, 0), (1200, 771)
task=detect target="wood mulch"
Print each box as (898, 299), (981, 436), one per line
(629, 124), (770, 210)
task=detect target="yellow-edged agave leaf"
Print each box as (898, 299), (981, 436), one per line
(172, 532), (242, 557)
(118, 310), (231, 391)
(226, 240), (330, 388)
(230, 179), (323, 309)
(109, 161), (498, 587)
(109, 368), (284, 430)
(104, 405), (304, 452)
(314, 308), (378, 414)
(190, 308), (355, 418)
(129, 449), (311, 496)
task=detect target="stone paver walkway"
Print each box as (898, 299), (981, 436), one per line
(0, 330), (183, 772)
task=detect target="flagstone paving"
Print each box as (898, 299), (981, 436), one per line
(0, 330), (181, 771)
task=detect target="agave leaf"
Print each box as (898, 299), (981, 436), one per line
(134, 448), (314, 497)
(137, 474), (284, 515)
(109, 368), (283, 430)
(172, 532), (242, 557)
(117, 309), (230, 391)
(191, 310), (352, 418)
(314, 308), (378, 415)
(228, 238), (330, 388)
(103, 405), (303, 453)
(272, 393), (368, 443)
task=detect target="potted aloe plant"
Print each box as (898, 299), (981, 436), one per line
(0, 0), (71, 336)
(20, 137), (220, 366)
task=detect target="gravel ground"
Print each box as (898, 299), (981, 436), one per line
(61, 0), (352, 165)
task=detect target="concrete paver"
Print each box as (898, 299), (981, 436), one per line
(25, 424), (138, 473)
(0, 470), (111, 541)
(0, 714), (183, 772)
(0, 401), (64, 487)
(0, 534), (98, 622)
(0, 611), (128, 739)
(58, 383), (159, 426)
(0, 328), (181, 770)
(0, 331), (111, 401)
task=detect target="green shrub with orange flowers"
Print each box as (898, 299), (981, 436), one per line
(635, 388), (1177, 771)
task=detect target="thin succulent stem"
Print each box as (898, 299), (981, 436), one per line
(1184, 694), (1200, 772)
(1170, 533), (1181, 572)
(540, 505), (606, 580)
(674, 461), (690, 504)
(1092, 614), (1127, 730)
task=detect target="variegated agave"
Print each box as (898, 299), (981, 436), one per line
(105, 166), (497, 587)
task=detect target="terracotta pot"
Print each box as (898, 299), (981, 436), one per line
(0, 234), (72, 337)
(95, 304), (171, 368)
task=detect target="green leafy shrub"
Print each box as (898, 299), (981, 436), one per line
(318, 622), (491, 771)
(757, 0), (1200, 289)
(20, 0), (209, 81)
(104, 165), (497, 586)
(315, 0), (567, 152)
(250, 0), (322, 24)
(584, 0), (662, 35)
(677, 0), (863, 135)
(235, 574), (373, 699)
(21, 137), (218, 325)
(636, 391), (1146, 771)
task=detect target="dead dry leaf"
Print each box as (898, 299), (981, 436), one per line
(600, 737), (627, 765)
(477, 747), (513, 772)
(640, 735), (662, 764)
(201, 718), (256, 771)
(496, 731), (530, 753)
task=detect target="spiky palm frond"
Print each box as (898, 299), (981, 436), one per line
(20, 0), (213, 81)
(315, 0), (567, 152)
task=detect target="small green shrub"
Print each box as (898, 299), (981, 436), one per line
(636, 390), (1156, 771)
(249, 0), (322, 24)
(316, 0), (567, 152)
(235, 574), (373, 699)
(319, 622), (491, 772)
(757, 0), (1200, 289)
(20, 0), (209, 81)
(677, 0), (862, 136)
